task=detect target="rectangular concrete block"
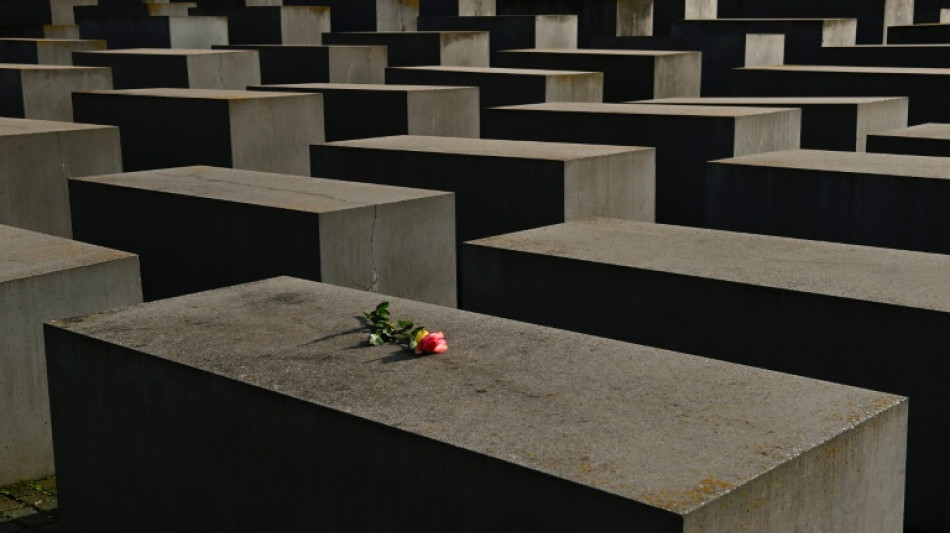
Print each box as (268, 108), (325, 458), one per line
(635, 97), (909, 151)
(495, 48), (701, 102)
(418, 14), (578, 60)
(189, 6), (330, 45)
(0, 117), (122, 238)
(74, 2), (194, 19)
(322, 31), (490, 67)
(78, 15), (228, 49)
(0, 0), (97, 27)
(463, 216), (950, 531)
(0, 224), (141, 486)
(734, 64), (950, 124)
(484, 102), (800, 226)
(0, 63), (111, 121)
(216, 44), (387, 84)
(285, 0), (418, 31)
(0, 25), (82, 40)
(867, 122), (950, 157)
(0, 37), (105, 65)
(309, 135), (655, 277)
(72, 88), (324, 174)
(69, 166), (456, 306)
(420, 0), (496, 16)
(705, 149), (950, 255)
(44, 276), (907, 532)
(385, 66), (604, 123)
(250, 83), (479, 141)
(73, 48), (261, 90)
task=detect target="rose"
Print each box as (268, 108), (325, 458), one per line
(415, 331), (448, 355)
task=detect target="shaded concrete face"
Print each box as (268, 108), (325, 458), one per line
(0, 117), (121, 237)
(868, 123), (950, 157)
(817, 44), (950, 68)
(322, 31), (490, 67)
(69, 166), (456, 306)
(0, 38), (105, 66)
(715, 0), (906, 43)
(0, 224), (141, 486)
(191, 6), (330, 45)
(74, 49), (261, 90)
(215, 44), (387, 85)
(0, 65), (112, 121)
(418, 14), (578, 60)
(45, 277), (905, 531)
(79, 16), (228, 49)
(705, 149), (950, 255)
(250, 83), (479, 141)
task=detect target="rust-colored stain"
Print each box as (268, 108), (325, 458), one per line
(639, 477), (735, 513)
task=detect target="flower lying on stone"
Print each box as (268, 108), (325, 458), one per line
(363, 302), (448, 355)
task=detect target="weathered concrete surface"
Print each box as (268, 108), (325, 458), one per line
(495, 48), (701, 102)
(636, 96), (909, 151)
(78, 15), (228, 49)
(250, 83), (478, 141)
(72, 88), (324, 174)
(817, 43), (950, 68)
(867, 122), (950, 157)
(322, 31), (490, 67)
(70, 166), (456, 306)
(887, 22), (950, 43)
(0, 38), (105, 65)
(73, 48), (261, 90)
(45, 276), (906, 532)
(734, 64), (950, 124)
(188, 6), (330, 45)
(705, 149), (950, 256)
(484, 102), (800, 226)
(418, 14), (578, 60)
(0, 63), (111, 121)
(0, 224), (141, 486)
(0, 117), (122, 238)
(216, 44), (387, 85)
(386, 66), (603, 123)
(463, 217), (950, 531)
(285, 0), (418, 31)
(715, 0), (912, 44)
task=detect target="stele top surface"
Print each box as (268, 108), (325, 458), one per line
(49, 276), (904, 515)
(500, 102), (797, 118)
(0, 63), (107, 71)
(637, 96), (904, 106)
(70, 166), (449, 214)
(250, 83), (472, 92)
(0, 224), (134, 284)
(329, 135), (651, 160)
(714, 148), (950, 180)
(78, 48), (253, 56)
(0, 116), (112, 136)
(469, 218), (950, 313)
(741, 64), (950, 75)
(392, 65), (599, 76)
(85, 88), (312, 100)
(873, 122), (950, 139)
(505, 48), (695, 57)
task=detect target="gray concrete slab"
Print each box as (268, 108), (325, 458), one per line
(188, 6), (330, 45)
(635, 96), (909, 151)
(0, 117), (122, 238)
(285, 0), (418, 31)
(0, 224), (141, 486)
(733, 64), (950, 124)
(484, 102), (800, 226)
(495, 48), (701, 102)
(418, 15), (578, 61)
(78, 15), (228, 48)
(250, 83), (478, 141)
(0, 63), (111, 121)
(0, 38), (105, 65)
(817, 43), (950, 68)
(463, 217), (950, 531)
(73, 48), (261, 90)
(44, 276), (906, 532)
(385, 66), (603, 124)
(887, 21), (950, 43)
(322, 31), (490, 67)
(72, 88), (324, 174)
(705, 149), (950, 255)
(69, 166), (456, 306)
(867, 122), (950, 157)
(215, 44), (387, 85)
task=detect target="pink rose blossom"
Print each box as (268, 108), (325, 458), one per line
(415, 331), (448, 355)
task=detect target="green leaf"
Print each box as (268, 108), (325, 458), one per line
(398, 320), (413, 329)
(368, 333), (384, 346)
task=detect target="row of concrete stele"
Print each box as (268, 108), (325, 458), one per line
(6, 1), (950, 532)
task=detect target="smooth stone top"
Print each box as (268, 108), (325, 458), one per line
(0, 116), (113, 136)
(637, 96), (904, 105)
(0, 224), (134, 283)
(469, 218), (950, 313)
(48, 276), (904, 514)
(0, 38), (103, 44)
(252, 83), (471, 92)
(80, 88), (312, 100)
(872, 123), (950, 139)
(391, 65), (598, 76)
(0, 63), (107, 71)
(331, 31), (485, 36)
(75, 48), (254, 56)
(498, 102), (797, 118)
(328, 135), (651, 161)
(714, 148), (950, 180)
(740, 64), (950, 75)
(71, 166), (450, 214)
(504, 48), (696, 57)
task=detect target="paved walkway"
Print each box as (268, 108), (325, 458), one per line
(0, 478), (57, 532)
